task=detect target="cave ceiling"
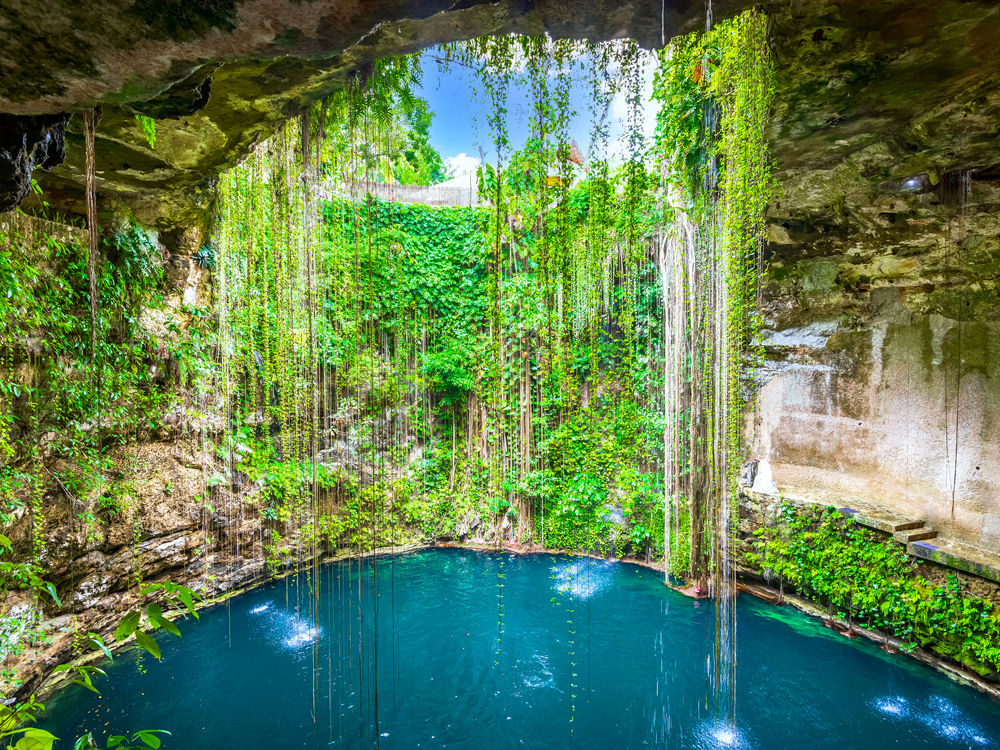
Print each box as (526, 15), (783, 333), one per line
(1, 0), (999, 229)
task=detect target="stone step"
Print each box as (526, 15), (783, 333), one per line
(893, 527), (937, 544)
(841, 508), (925, 534)
(908, 540), (1000, 584)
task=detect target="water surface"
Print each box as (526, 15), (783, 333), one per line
(41, 549), (1000, 749)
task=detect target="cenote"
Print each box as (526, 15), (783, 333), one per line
(39, 550), (1000, 749)
(5, 2), (1000, 749)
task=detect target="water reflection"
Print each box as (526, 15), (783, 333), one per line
(39, 550), (1000, 750)
(693, 720), (753, 749)
(873, 695), (910, 718)
(248, 600), (321, 650)
(871, 694), (993, 746)
(519, 654), (557, 690)
(551, 560), (611, 599)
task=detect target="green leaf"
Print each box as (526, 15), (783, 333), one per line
(136, 730), (169, 749)
(73, 732), (97, 750)
(0, 705), (17, 733)
(44, 583), (60, 607)
(88, 635), (113, 662)
(71, 679), (100, 695)
(135, 115), (156, 149)
(134, 630), (161, 660)
(115, 611), (141, 642)
(14, 728), (58, 750)
(146, 604), (181, 637)
(174, 588), (198, 619)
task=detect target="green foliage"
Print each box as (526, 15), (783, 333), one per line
(75, 729), (170, 750)
(214, 37), (675, 563)
(322, 55), (447, 185)
(652, 32), (720, 200)
(0, 695), (170, 750)
(397, 99), (451, 185)
(191, 245), (215, 271)
(0, 696), (57, 750)
(0, 216), (179, 490)
(423, 339), (476, 404)
(113, 581), (201, 663)
(751, 503), (1000, 674)
(651, 9), (774, 584)
(134, 116), (156, 150)
(51, 664), (106, 695)
(0, 535), (59, 606)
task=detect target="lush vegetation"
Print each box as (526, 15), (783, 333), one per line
(0, 12), (785, 747)
(0, 212), (207, 748)
(210, 15), (776, 579)
(750, 503), (1000, 676)
(214, 38), (674, 574)
(652, 10), (773, 587)
(3, 10), (999, 750)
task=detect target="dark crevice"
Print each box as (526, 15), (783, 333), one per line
(0, 112), (70, 213)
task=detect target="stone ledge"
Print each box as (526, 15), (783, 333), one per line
(849, 510), (924, 534)
(908, 540), (1000, 585)
(747, 484), (1000, 585)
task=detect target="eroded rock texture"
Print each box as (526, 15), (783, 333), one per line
(0, 114), (68, 212)
(0, 0), (739, 225)
(750, 1), (1000, 549)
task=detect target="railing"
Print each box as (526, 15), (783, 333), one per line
(321, 180), (482, 208)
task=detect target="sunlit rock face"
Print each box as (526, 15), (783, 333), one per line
(753, 172), (1000, 549)
(745, 0), (1000, 551)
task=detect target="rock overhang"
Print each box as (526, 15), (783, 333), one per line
(0, 0), (997, 232)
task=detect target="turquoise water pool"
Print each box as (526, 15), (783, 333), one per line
(40, 549), (1000, 749)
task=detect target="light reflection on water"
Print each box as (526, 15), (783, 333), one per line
(249, 600), (321, 649)
(518, 654), (557, 691)
(39, 550), (1000, 750)
(872, 694), (993, 746)
(693, 720), (753, 749)
(551, 559), (612, 599)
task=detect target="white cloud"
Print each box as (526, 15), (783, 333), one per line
(443, 152), (481, 178)
(604, 53), (660, 163)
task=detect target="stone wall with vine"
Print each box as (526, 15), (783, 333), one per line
(0, 210), (221, 697)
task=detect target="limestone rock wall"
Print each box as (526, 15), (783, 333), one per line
(753, 173), (1000, 550)
(0, 212), (263, 698)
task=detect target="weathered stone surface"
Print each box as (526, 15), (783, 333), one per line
(0, 0), (997, 227)
(0, 0), (741, 225)
(753, 171), (1000, 552)
(0, 113), (69, 212)
(1, 0), (995, 227)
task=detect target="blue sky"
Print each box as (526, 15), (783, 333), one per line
(414, 45), (660, 182)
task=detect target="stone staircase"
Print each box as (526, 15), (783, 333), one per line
(837, 507), (938, 545)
